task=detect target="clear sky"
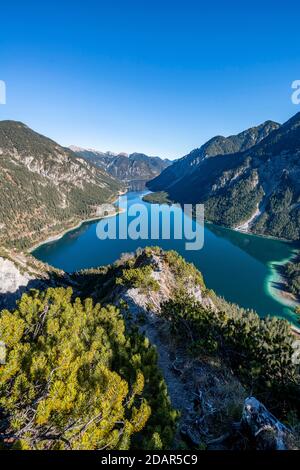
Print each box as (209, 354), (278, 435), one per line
(1, 0), (300, 159)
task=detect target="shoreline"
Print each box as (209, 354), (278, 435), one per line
(265, 252), (300, 329)
(29, 189), (300, 331)
(267, 250), (299, 302)
(144, 191), (296, 243)
(29, 206), (126, 253)
(233, 225), (294, 243)
(207, 219), (300, 325)
(138, 191), (300, 318)
(205, 216), (300, 318)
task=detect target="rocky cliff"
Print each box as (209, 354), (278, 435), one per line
(0, 247), (68, 310)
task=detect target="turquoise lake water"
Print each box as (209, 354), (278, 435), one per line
(33, 192), (299, 325)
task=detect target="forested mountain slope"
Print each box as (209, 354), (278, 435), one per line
(148, 113), (300, 240)
(0, 121), (123, 249)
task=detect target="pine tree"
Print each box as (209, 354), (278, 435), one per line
(0, 288), (176, 450)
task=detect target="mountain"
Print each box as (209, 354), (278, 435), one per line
(0, 246), (298, 450)
(147, 114), (300, 240)
(0, 121), (123, 249)
(148, 120), (280, 193)
(71, 146), (172, 190)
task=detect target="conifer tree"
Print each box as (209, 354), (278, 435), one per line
(0, 288), (176, 450)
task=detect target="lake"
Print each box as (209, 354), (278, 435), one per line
(33, 191), (299, 325)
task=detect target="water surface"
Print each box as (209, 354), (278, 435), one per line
(33, 192), (299, 324)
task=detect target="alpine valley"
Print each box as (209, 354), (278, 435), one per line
(70, 146), (171, 191)
(0, 121), (124, 250)
(0, 116), (300, 451)
(148, 113), (300, 241)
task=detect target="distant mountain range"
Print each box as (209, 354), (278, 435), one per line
(148, 114), (300, 241)
(1, 119), (300, 451)
(70, 146), (171, 190)
(0, 121), (124, 249)
(2, 114), (300, 249)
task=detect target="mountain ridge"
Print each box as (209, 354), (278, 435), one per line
(148, 120), (280, 192)
(72, 146), (172, 190)
(0, 120), (124, 249)
(147, 113), (300, 241)
(0, 246), (298, 450)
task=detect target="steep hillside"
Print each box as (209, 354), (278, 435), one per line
(0, 121), (123, 249)
(87, 247), (300, 449)
(1, 247), (298, 450)
(147, 113), (300, 241)
(71, 146), (171, 190)
(148, 120), (279, 193)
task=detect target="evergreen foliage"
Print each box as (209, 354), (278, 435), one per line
(160, 293), (300, 417)
(0, 288), (176, 450)
(0, 121), (122, 249)
(283, 259), (300, 300)
(116, 266), (160, 293)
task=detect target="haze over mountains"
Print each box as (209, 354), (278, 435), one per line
(70, 146), (171, 190)
(148, 113), (300, 241)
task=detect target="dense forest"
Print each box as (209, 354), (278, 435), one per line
(0, 121), (123, 250)
(284, 257), (300, 299)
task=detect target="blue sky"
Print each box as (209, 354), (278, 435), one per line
(0, 0), (300, 158)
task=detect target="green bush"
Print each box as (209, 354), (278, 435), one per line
(116, 266), (160, 293)
(0, 288), (176, 450)
(160, 293), (300, 417)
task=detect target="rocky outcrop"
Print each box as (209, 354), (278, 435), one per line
(120, 252), (214, 314)
(0, 256), (31, 308)
(241, 397), (294, 450)
(109, 249), (243, 448)
(0, 249), (68, 310)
